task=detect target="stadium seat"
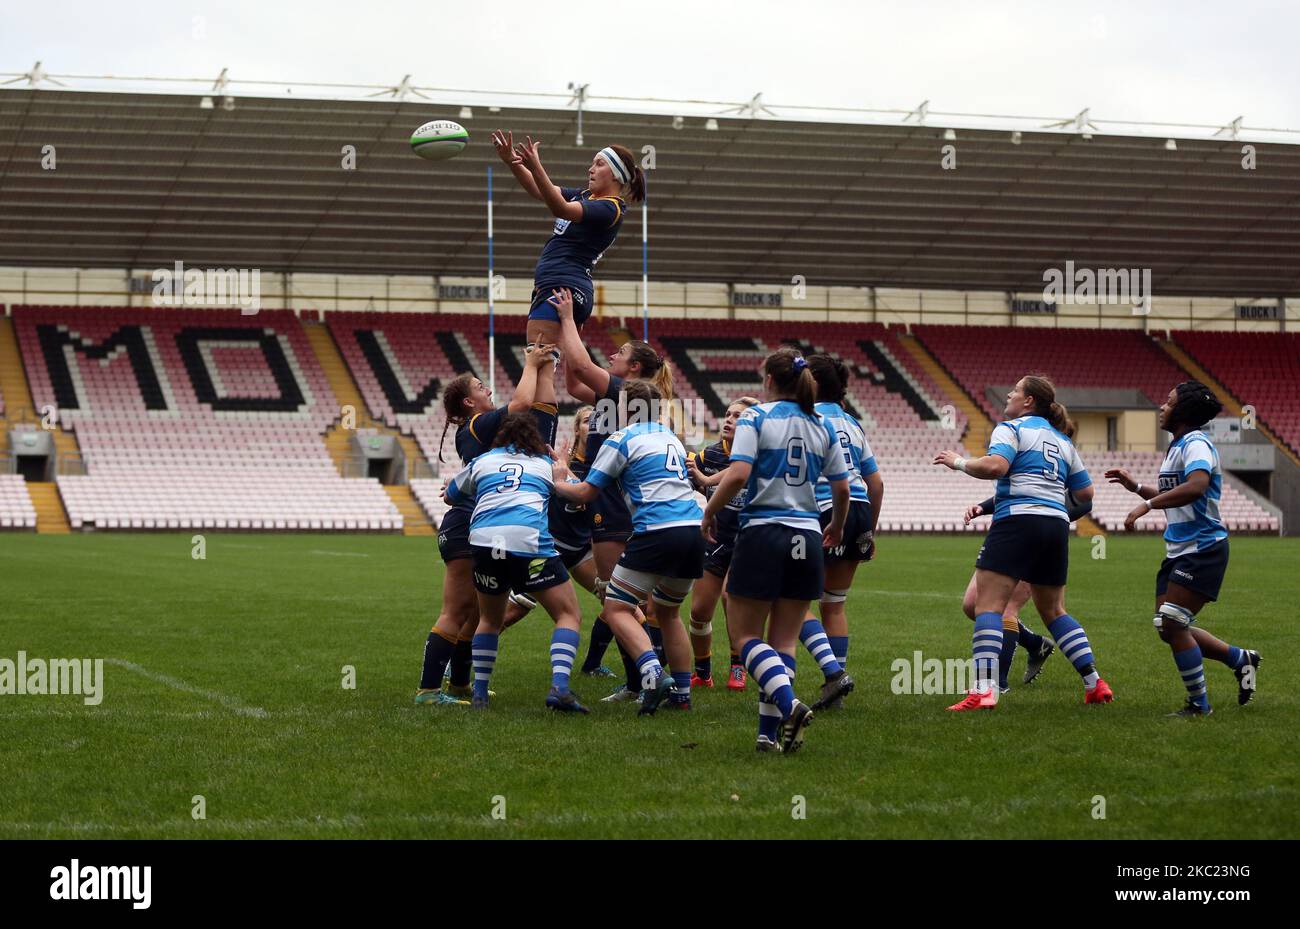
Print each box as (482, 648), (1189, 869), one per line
(13, 306), (402, 533)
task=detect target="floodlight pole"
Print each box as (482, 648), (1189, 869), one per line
(642, 202), (649, 341)
(487, 165), (495, 398)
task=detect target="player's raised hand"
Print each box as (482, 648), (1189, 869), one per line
(549, 288), (574, 321)
(1105, 468), (1138, 492)
(515, 135), (543, 171)
(963, 503), (983, 524)
(526, 342), (557, 367)
(933, 450), (962, 470)
(491, 130), (521, 166)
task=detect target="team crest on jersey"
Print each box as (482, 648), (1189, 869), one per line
(593, 513), (603, 526)
(553, 218), (571, 235)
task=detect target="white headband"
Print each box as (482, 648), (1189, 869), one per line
(598, 147), (630, 186)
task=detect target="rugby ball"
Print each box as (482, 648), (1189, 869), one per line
(410, 120), (469, 161)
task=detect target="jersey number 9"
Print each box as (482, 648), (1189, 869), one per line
(784, 437), (808, 486)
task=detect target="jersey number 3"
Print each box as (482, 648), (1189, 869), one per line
(497, 463), (524, 492)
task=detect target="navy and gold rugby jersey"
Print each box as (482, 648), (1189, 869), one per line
(533, 187), (626, 289)
(584, 374), (626, 466)
(690, 439), (747, 543)
(452, 403), (558, 510)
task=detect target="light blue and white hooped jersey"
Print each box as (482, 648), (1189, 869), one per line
(729, 400), (847, 532)
(445, 446), (557, 557)
(1158, 430), (1227, 557)
(813, 401), (877, 512)
(586, 421), (703, 534)
(987, 415), (1090, 521)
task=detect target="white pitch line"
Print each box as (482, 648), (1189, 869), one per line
(869, 589), (959, 600)
(309, 550), (372, 558)
(105, 659), (268, 719)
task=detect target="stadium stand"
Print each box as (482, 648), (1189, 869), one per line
(0, 474), (37, 530)
(909, 324), (1279, 532)
(1086, 450), (1279, 533)
(913, 324), (1187, 421)
(12, 306), (401, 531)
(328, 310), (620, 462)
(1173, 331), (1300, 458)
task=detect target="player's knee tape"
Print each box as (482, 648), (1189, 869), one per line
(593, 576), (609, 601)
(689, 621), (713, 637)
(609, 566), (654, 607)
(1154, 601), (1196, 631)
(820, 587), (849, 605)
(652, 581), (693, 608)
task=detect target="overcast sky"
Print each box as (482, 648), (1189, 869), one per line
(4, 1), (1298, 129)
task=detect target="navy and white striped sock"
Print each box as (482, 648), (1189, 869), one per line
(971, 612), (1002, 693)
(828, 635), (849, 672)
(549, 627), (580, 693)
(635, 650), (664, 692)
(470, 633), (499, 701)
(1047, 614), (1099, 688)
(1174, 644), (1209, 709)
(800, 618), (842, 681)
(740, 640), (795, 717)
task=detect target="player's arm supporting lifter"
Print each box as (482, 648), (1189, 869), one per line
(552, 289), (606, 404)
(492, 129), (542, 201)
(515, 136), (583, 222)
(507, 342), (553, 413)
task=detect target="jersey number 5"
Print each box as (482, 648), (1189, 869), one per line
(1041, 442), (1062, 480)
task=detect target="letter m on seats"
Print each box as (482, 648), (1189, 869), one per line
(37, 324), (169, 411)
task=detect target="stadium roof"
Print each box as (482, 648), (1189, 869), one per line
(2, 87), (1299, 297)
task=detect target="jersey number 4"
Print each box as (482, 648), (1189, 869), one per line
(664, 445), (687, 480)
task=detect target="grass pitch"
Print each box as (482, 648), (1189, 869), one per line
(0, 532), (1295, 840)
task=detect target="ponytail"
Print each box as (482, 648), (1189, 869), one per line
(439, 373), (476, 463)
(608, 144), (646, 203)
(763, 348), (816, 415)
(795, 369), (817, 414)
(1049, 401), (1073, 436)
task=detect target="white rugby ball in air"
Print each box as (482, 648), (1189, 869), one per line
(410, 120), (469, 160)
